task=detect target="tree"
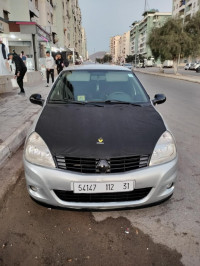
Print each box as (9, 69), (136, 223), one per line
(125, 55), (135, 63)
(96, 54), (112, 64)
(148, 18), (192, 74)
(103, 54), (112, 63)
(125, 54), (145, 65)
(96, 58), (103, 63)
(184, 11), (200, 58)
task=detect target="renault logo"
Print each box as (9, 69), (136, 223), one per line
(96, 160), (110, 173)
(97, 137), (104, 144)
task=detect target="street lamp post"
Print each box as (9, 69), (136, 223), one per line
(135, 54), (137, 69)
(177, 3), (186, 72)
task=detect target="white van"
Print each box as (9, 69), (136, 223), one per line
(163, 60), (173, 68)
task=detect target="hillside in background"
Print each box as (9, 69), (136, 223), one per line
(89, 51), (107, 62)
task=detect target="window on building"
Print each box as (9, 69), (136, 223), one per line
(35, 0), (38, 9)
(29, 10), (38, 21)
(3, 10), (9, 21)
(51, 13), (53, 24)
(52, 32), (57, 44)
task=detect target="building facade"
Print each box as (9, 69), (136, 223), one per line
(0, 0), (87, 70)
(172, 0), (200, 18)
(119, 31), (130, 63)
(110, 31), (130, 64)
(130, 21), (139, 56)
(130, 11), (171, 59)
(110, 35), (121, 64)
(81, 27), (88, 61)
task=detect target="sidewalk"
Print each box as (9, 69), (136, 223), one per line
(0, 80), (50, 168)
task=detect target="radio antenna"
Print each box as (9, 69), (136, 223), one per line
(144, 0), (149, 12)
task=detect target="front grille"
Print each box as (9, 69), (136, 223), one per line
(55, 155), (150, 174)
(54, 188), (152, 203)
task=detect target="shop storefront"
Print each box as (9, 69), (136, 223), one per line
(0, 18), (10, 53)
(8, 21), (51, 71)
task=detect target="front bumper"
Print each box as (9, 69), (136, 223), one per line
(23, 157), (178, 209)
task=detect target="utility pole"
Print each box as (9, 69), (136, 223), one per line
(177, 1), (186, 72)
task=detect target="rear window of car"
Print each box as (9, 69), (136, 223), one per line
(49, 70), (149, 103)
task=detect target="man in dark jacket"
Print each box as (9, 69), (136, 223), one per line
(55, 53), (64, 74)
(8, 53), (27, 94)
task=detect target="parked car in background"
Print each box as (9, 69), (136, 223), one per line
(122, 63), (133, 70)
(24, 64), (177, 209)
(184, 63), (191, 70)
(144, 59), (154, 67)
(195, 62), (200, 70)
(196, 66), (200, 73)
(189, 62), (200, 70)
(163, 60), (173, 68)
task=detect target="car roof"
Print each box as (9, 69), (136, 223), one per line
(63, 64), (131, 72)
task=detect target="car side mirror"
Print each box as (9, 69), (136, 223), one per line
(29, 94), (44, 106)
(152, 94), (166, 105)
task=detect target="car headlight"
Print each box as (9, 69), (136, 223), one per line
(149, 131), (177, 166)
(24, 132), (55, 168)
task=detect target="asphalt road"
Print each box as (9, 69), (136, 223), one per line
(0, 73), (200, 265)
(93, 73), (200, 266)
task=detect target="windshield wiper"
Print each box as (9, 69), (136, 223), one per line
(104, 100), (142, 107)
(64, 99), (86, 105)
(50, 99), (103, 107)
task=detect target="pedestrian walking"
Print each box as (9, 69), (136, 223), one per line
(45, 51), (55, 87)
(55, 53), (64, 74)
(8, 53), (27, 95)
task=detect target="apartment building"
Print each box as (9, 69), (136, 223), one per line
(0, 0), (87, 69)
(110, 31), (130, 64)
(110, 35), (121, 64)
(130, 10), (171, 58)
(65, 0), (82, 60)
(172, 0), (200, 18)
(119, 31), (130, 63)
(130, 21), (139, 56)
(81, 27), (88, 61)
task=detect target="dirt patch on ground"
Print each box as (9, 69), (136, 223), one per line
(0, 175), (183, 266)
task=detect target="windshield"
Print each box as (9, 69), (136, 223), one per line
(49, 70), (149, 104)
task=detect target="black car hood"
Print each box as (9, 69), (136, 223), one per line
(35, 104), (166, 158)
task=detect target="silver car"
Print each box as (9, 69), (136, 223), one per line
(24, 64), (178, 209)
(122, 63), (133, 70)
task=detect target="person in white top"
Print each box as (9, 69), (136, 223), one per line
(45, 51), (55, 87)
(0, 37), (10, 75)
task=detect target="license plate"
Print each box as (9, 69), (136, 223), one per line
(73, 181), (135, 194)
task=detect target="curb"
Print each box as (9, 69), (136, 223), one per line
(0, 147), (24, 204)
(0, 114), (37, 169)
(134, 69), (200, 84)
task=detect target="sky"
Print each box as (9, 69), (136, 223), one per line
(79, 0), (172, 55)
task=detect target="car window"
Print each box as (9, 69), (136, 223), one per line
(49, 70), (149, 103)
